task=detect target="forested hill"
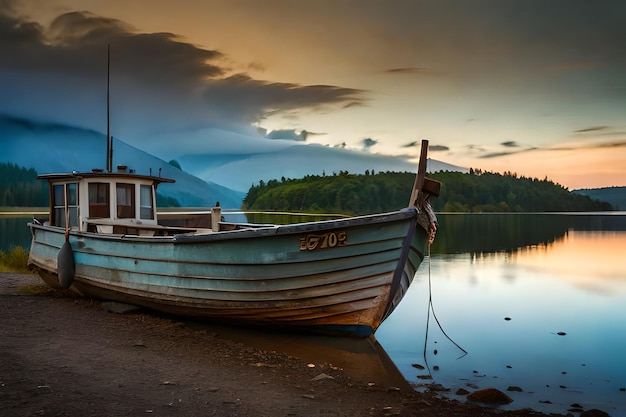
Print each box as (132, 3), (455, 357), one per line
(0, 163), (48, 207)
(243, 170), (614, 214)
(0, 162), (181, 208)
(573, 186), (626, 211)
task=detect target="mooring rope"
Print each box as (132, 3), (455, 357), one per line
(423, 241), (467, 360)
(64, 188), (70, 240)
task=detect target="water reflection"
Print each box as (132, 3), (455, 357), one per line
(513, 231), (626, 294)
(378, 214), (626, 415)
(185, 323), (412, 391)
(432, 213), (626, 254)
(0, 216), (33, 252)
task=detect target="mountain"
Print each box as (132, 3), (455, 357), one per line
(0, 115), (245, 208)
(573, 187), (626, 210)
(178, 144), (467, 192)
(1, 114), (468, 207)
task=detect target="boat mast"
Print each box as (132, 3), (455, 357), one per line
(106, 44), (113, 173)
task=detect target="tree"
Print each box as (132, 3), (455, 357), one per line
(243, 169), (614, 215)
(168, 160), (182, 170)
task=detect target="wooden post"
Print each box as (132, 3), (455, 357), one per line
(409, 140), (429, 206)
(211, 206), (222, 232)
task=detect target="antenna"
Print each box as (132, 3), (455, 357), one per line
(106, 44), (113, 172)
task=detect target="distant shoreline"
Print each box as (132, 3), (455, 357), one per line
(0, 207), (47, 216)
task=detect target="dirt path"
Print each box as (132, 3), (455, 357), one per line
(0, 272), (559, 417)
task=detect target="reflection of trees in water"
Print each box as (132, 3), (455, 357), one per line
(0, 217), (32, 252)
(431, 214), (626, 255)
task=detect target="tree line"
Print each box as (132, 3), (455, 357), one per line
(0, 163), (48, 207)
(0, 162), (180, 208)
(2, 161), (612, 213)
(243, 169), (613, 215)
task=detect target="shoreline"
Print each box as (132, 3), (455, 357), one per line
(0, 272), (569, 416)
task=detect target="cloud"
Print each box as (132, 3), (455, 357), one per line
(263, 129), (308, 141)
(48, 11), (137, 45)
(465, 144), (487, 153)
(597, 140), (626, 148)
(501, 141), (520, 147)
(563, 140), (626, 150)
(360, 137), (377, 150)
(201, 74), (364, 125)
(384, 67), (441, 76)
(342, 101), (366, 109)
(481, 137), (626, 159)
(546, 62), (603, 72)
(0, 5), (367, 154)
(574, 126), (610, 133)
(480, 148), (538, 159)
(403, 141), (449, 152)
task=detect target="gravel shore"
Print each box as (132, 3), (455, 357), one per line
(1, 272), (563, 417)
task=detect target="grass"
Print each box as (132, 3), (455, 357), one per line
(0, 246), (51, 294)
(18, 284), (53, 295)
(0, 246), (30, 273)
(0, 206), (47, 213)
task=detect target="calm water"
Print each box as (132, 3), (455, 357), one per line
(378, 213), (626, 415)
(0, 215), (35, 252)
(2, 212), (626, 415)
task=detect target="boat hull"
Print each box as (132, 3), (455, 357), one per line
(28, 208), (429, 337)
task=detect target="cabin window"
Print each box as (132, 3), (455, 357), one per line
(116, 183), (135, 218)
(52, 182), (79, 228)
(139, 185), (154, 220)
(88, 183), (110, 218)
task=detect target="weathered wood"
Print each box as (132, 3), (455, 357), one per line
(422, 177), (441, 197)
(409, 139), (430, 206)
(29, 207), (429, 337)
(28, 158), (438, 337)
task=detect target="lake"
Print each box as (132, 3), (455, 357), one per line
(378, 213), (626, 415)
(2, 212), (625, 415)
(0, 214), (38, 252)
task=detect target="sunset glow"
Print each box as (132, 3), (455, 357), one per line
(3, 0), (625, 190)
(514, 231), (626, 293)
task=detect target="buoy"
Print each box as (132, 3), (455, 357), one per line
(57, 231), (75, 289)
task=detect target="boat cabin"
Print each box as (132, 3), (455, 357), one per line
(39, 166), (176, 236)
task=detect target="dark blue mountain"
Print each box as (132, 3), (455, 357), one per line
(0, 114), (245, 208)
(573, 187), (626, 211)
(179, 142), (468, 192)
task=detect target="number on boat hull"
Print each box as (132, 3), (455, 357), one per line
(299, 231), (347, 251)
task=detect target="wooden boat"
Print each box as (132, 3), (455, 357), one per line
(28, 140), (440, 337)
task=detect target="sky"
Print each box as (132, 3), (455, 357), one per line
(2, 0), (625, 190)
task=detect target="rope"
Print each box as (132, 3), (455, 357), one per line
(423, 241), (467, 359)
(64, 186), (70, 241)
(416, 193), (437, 244)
